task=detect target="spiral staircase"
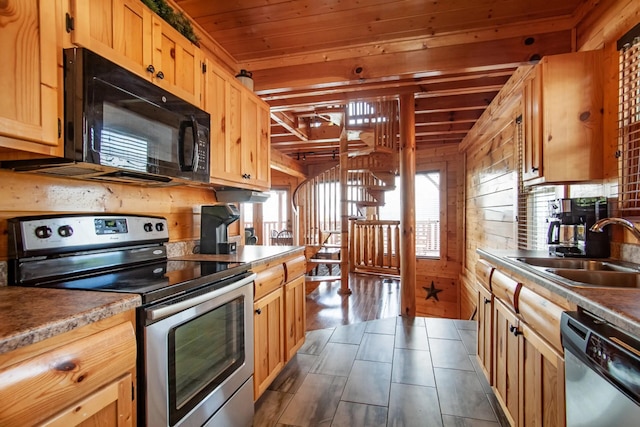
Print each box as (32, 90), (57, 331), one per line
(292, 100), (401, 288)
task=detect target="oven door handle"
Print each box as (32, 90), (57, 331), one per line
(146, 273), (256, 321)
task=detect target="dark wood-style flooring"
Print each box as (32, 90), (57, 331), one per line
(252, 273), (509, 426)
(305, 273), (401, 330)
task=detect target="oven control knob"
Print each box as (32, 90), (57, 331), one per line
(58, 225), (74, 237)
(155, 222), (164, 232)
(35, 225), (53, 239)
(144, 222), (154, 232)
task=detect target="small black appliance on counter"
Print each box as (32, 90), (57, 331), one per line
(200, 204), (240, 254)
(547, 197), (610, 257)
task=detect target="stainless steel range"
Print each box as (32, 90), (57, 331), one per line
(7, 214), (256, 427)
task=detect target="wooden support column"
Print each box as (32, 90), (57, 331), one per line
(338, 128), (352, 295)
(399, 94), (416, 316)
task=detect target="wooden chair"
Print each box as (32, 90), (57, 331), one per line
(275, 229), (293, 245)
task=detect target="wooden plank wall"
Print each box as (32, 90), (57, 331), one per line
(414, 144), (464, 319)
(0, 170), (219, 260)
(460, 93), (521, 320)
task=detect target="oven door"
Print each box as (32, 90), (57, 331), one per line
(144, 272), (255, 427)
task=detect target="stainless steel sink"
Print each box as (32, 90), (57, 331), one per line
(545, 268), (640, 288)
(513, 257), (640, 272)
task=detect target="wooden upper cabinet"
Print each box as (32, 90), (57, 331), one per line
(522, 67), (542, 182)
(150, 15), (201, 106)
(0, 0), (62, 156)
(70, 0), (202, 106)
(70, 0), (151, 78)
(522, 50), (603, 185)
(204, 59), (271, 191)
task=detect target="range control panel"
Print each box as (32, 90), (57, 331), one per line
(10, 214), (169, 255)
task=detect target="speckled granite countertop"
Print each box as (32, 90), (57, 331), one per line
(0, 287), (140, 355)
(478, 249), (640, 338)
(172, 245), (305, 267)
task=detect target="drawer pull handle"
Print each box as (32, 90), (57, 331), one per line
(146, 64), (155, 74)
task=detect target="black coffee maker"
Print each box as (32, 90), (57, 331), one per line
(547, 197), (610, 257)
(200, 204), (240, 254)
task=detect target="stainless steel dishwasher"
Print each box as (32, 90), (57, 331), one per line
(561, 311), (640, 427)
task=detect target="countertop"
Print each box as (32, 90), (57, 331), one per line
(478, 248), (640, 338)
(0, 287), (140, 355)
(172, 245), (305, 267)
(0, 245), (302, 356)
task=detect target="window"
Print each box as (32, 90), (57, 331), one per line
(379, 172), (441, 258)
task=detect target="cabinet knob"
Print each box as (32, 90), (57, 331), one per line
(255, 308), (262, 315)
(483, 297), (491, 305)
(156, 71), (165, 80)
(509, 325), (522, 336)
(146, 64), (155, 74)
(531, 167), (539, 172)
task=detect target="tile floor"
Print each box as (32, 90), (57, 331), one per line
(253, 316), (509, 427)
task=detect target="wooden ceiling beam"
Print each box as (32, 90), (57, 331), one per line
(250, 30), (572, 91)
(270, 111), (309, 141)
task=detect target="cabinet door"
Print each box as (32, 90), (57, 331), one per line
(493, 298), (519, 427)
(541, 50), (603, 183)
(151, 16), (201, 106)
(241, 91), (260, 184)
(0, 0), (60, 154)
(253, 288), (284, 400)
(522, 68), (542, 183)
(284, 275), (306, 360)
(476, 285), (493, 384)
(71, 0), (152, 79)
(519, 322), (566, 427)
(42, 374), (133, 427)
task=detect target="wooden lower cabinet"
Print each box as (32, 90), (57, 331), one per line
(520, 323), (566, 427)
(476, 284), (493, 383)
(253, 251), (306, 400)
(0, 311), (137, 427)
(285, 275), (306, 360)
(253, 286), (285, 399)
(493, 298), (520, 427)
(479, 260), (567, 427)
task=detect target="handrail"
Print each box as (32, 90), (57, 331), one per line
(350, 220), (400, 275)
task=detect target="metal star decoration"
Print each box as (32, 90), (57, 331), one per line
(423, 281), (443, 301)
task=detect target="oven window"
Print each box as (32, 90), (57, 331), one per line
(168, 296), (245, 423)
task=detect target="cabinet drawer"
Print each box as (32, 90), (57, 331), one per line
(284, 255), (306, 282)
(254, 263), (285, 300)
(476, 260), (494, 291)
(517, 286), (564, 351)
(491, 269), (521, 311)
(0, 321), (136, 426)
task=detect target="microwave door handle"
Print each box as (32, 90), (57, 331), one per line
(178, 116), (198, 172)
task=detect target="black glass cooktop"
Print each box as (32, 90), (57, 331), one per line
(28, 260), (250, 305)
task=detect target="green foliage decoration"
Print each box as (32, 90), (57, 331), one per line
(140, 0), (200, 46)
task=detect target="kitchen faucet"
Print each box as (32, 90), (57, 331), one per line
(589, 217), (640, 240)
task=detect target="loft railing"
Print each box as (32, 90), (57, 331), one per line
(350, 219), (400, 275)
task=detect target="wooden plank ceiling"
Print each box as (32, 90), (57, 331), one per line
(175, 0), (594, 166)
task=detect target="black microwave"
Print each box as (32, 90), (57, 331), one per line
(3, 48), (210, 185)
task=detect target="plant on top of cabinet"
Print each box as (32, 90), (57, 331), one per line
(140, 0), (199, 45)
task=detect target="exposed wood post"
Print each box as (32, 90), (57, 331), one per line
(338, 128), (352, 295)
(399, 94), (416, 316)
